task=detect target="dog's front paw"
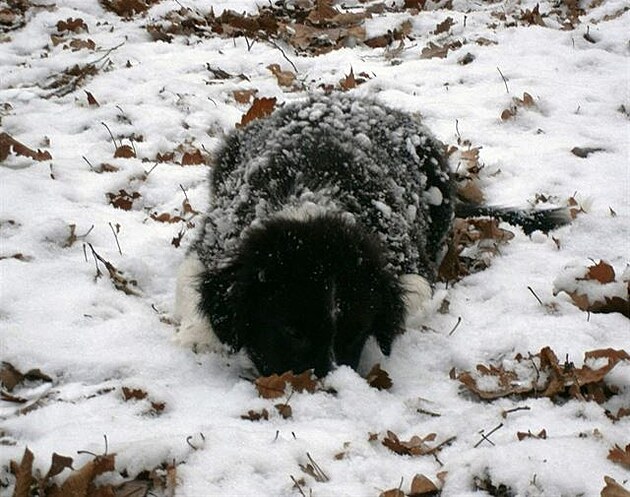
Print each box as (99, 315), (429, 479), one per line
(400, 274), (433, 317)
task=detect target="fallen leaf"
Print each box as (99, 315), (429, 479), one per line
(233, 89), (257, 104)
(114, 144), (135, 158)
(571, 146), (605, 158)
(85, 90), (99, 106)
(601, 476), (630, 497)
(56, 17), (88, 33)
(45, 453), (75, 479)
(379, 489), (405, 497)
(267, 64), (296, 88)
(275, 403), (293, 419)
(410, 474), (439, 496)
(11, 447), (34, 497)
(607, 444), (630, 469)
(238, 97), (276, 128)
(0, 132), (52, 162)
(434, 17), (455, 35)
(181, 149), (205, 165)
(241, 408), (270, 421)
(516, 429), (547, 441)
(255, 370), (319, 399)
(586, 260), (616, 284)
(366, 364), (393, 390)
(107, 190), (141, 210)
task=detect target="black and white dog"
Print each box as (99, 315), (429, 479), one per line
(175, 95), (567, 377)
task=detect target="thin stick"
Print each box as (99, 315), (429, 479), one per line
(448, 316), (462, 336)
(82, 156), (95, 171)
(306, 453), (329, 482)
(109, 222), (122, 255)
(501, 406), (531, 418)
(268, 39), (299, 74)
(179, 184), (190, 203)
(290, 476), (308, 497)
(496, 67), (509, 93)
(474, 423), (503, 448)
(101, 122), (118, 150)
(527, 286), (544, 306)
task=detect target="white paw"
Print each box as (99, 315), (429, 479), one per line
(174, 253), (223, 352)
(400, 274), (433, 318)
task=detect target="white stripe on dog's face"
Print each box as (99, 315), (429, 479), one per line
(400, 274), (433, 318)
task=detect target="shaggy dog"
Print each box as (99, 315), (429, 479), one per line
(175, 95), (567, 376)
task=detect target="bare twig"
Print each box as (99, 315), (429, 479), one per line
(291, 476), (308, 497)
(109, 222), (122, 255)
(448, 316), (462, 336)
(306, 452), (329, 482)
(268, 39), (299, 74)
(496, 67), (509, 93)
(474, 423), (504, 448)
(101, 122), (119, 150)
(501, 406), (531, 418)
(82, 155), (95, 171)
(527, 286), (544, 306)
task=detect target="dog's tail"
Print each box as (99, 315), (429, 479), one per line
(454, 203), (572, 235)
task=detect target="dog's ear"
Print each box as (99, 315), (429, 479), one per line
(198, 265), (241, 350)
(371, 273), (405, 356)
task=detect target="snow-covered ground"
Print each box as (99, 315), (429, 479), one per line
(1, 0), (628, 495)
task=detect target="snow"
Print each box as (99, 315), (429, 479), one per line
(1, 1), (629, 496)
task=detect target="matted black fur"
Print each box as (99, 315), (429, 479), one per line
(184, 94), (569, 376)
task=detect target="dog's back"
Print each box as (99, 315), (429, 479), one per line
(194, 95), (454, 281)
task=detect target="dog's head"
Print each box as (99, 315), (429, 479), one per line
(199, 215), (405, 377)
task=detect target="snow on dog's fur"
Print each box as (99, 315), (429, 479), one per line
(174, 95), (564, 376)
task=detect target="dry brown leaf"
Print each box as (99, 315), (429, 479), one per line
(255, 370), (319, 399)
(520, 4), (545, 26)
(339, 67), (357, 91)
(0, 132), (52, 162)
(275, 403), (293, 419)
(114, 144), (135, 158)
(100, 0), (160, 17)
(366, 363), (393, 390)
(382, 431), (438, 456)
(45, 453), (75, 480)
(601, 476), (630, 497)
(379, 489), (405, 497)
(434, 17), (455, 35)
(11, 447), (34, 497)
(107, 190), (141, 210)
(516, 429), (547, 441)
(122, 386), (148, 401)
(457, 347), (629, 403)
(181, 149), (205, 165)
(241, 408), (270, 421)
(233, 89), (257, 104)
(267, 64), (296, 88)
(608, 444), (630, 469)
(410, 474), (439, 496)
(56, 17), (88, 33)
(238, 97), (277, 128)
(85, 90), (99, 106)
(585, 261), (616, 284)
(420, 41), (449, 59)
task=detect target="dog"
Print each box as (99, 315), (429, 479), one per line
(174, 94), (568, 377)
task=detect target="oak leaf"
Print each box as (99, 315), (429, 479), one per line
(608, 444), (630, 469)
(366, 363), (393, 390)
(255, 370), (319, 399)
(238, 97), (276, 128)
